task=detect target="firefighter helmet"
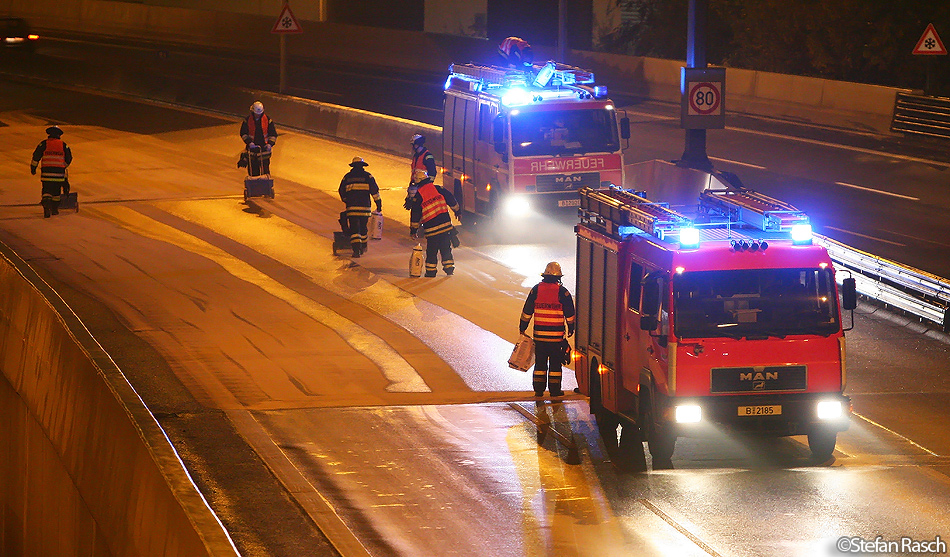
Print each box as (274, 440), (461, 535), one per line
(412, 169), (429, 184)
(45, 125), (63, 138)
(251, 101), (264, 115)
(411, 134), (425, 147)
(542, 261), (563, 277)
(350, 156), (368, 167)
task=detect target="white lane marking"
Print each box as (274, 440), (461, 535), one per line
(823, 226), (906, 247)
(853, 411), (941, 457)
(728, 126), (950, 167)
(888, 229), (950, 248)
(625, 110), (677, 121)
(708, 156), (767, 170)
(834, 181), (919, 201)
(90, 205), (431, 393)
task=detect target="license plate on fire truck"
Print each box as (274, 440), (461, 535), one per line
(558, 198), (581, 207)
(738, 405), (782, 416)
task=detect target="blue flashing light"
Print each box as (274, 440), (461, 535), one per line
(594, 85), (608, 99)
(502, 87), (531, 107)
(679, 227), (700, 249)
(791, 224), (813, 245)
(618, 225), (638, 237)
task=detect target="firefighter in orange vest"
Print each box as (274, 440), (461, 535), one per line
(240, 101), (278, 176)
(520, 262), (576, 397)
(408, 170), (460, 277)
(30, 125), (72, 218)
(404, 133), (437, 209)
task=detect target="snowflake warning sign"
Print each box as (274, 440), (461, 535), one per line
(912, 23), (947, 55)
(272, 3), (303, 34)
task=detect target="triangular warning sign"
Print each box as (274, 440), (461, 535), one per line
(913, 23), (947, 55)
(272, 3), (303, 34)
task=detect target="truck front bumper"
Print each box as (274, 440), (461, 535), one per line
(663, 392), (851, 438)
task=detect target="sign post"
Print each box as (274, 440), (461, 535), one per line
(912, 23), (947, 96)
(272, 3), (303, 94)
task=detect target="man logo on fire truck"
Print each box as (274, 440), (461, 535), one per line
(442, 55), (631, 222)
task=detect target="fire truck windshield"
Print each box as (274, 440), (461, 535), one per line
(510, 109), (619, 157)
(672, 268), (840, 339)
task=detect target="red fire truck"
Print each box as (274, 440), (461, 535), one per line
(573, 185), (857, 470)
(442, 61), (630, 221)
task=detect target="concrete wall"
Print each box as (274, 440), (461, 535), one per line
(0, 245), (237, 557)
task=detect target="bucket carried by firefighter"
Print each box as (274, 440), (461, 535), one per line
(508, 334), (535, 372)
(370, 211), (383, 240)
(409, 244), (424, 277)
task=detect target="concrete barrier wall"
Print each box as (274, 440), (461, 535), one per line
(0, 246), (237, 557)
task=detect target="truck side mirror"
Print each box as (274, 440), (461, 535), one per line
(493, 115), (505, 154)
(620, 117), (630, 140)
(842, 277), (857, 310)
(640, 277), (661, 330)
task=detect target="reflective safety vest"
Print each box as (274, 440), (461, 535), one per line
(532, 282), (566, 341)
(41, 139), (67, 181)
(411, 148), (433, 178)
(247, 114), (270, 141)
(419, 182), (449, 223)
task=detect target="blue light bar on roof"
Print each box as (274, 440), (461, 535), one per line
(594, 85), (608, 98)
(791, 224), (813, 245)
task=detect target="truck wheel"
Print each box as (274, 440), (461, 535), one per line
(807, 429), (837, 462)
(641, 385), (676, 469)
(617, 423), (648, 473)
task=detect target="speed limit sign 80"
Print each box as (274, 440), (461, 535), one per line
(681, 67), (726, 129)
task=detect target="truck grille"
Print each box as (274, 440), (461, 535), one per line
(536, 172), (600, 192)
(710, 365), (807, 393)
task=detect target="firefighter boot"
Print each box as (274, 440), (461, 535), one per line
(51, 199), (59, 215)
(42, 199), (51, 218)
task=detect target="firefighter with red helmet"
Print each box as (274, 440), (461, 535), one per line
(520, 262), (576, 397)
(339, 156), (382, 258)
(497, 37), (534, 68)
(408, 169), (460, 277)
(30, 125), (72, 218)
(240, 101), (278, 176)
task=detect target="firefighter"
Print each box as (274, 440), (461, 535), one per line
(30, 125), (72, 218)
(408, 169), (459, 277)
(520, 262), (576, 397)
(404, 133), (437, 210)
(497, 36), (534, 69)
(339, 157), (382, 258)
(240, 101), (278, 177)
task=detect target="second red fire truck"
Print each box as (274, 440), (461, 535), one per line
(573, 184), (857, 470)
(442, 60), (630, 221)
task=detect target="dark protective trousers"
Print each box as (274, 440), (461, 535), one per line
(424, 231), (454, 276)
(533, 340), (563, 395)
(247, 147), (271, 176)
(347, 215), (369, 253)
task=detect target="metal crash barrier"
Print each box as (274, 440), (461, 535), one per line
(815, 234), (950, 332)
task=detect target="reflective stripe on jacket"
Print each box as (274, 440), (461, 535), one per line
(40, 138), (68, 181)
(531, 282), (567, 341)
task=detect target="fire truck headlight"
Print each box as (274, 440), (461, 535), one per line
(816, 400), (843, 420)
(680, 227), (700, 249)
(674, 405), (702, 423)
(502, 88), (530, 107)
(503, 196), (531, 217)
(791, 224), (813, 245)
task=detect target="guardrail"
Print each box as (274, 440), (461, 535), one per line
(815, 234), (950, 332)
(891, 92), (950, 140)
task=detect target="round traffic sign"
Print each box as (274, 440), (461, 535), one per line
(688, 82), (721, 115)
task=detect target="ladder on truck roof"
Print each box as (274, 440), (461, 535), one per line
(699, 189), (808, 232)
(449, 61), (595, 89)
(579, 185), (810, 242)
(578, 187), (691, 240)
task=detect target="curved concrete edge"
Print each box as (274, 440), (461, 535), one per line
(0, 240), (239, 557)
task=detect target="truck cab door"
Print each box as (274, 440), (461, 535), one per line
(640, 271), (672, 394)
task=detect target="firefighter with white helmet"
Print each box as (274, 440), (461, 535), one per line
(407, 169), (460, 276)
(240, 101), (278, 176)
(520, 262), (576, 397)
(30, 125), (72, 218)
(339, 156), (382, 258)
